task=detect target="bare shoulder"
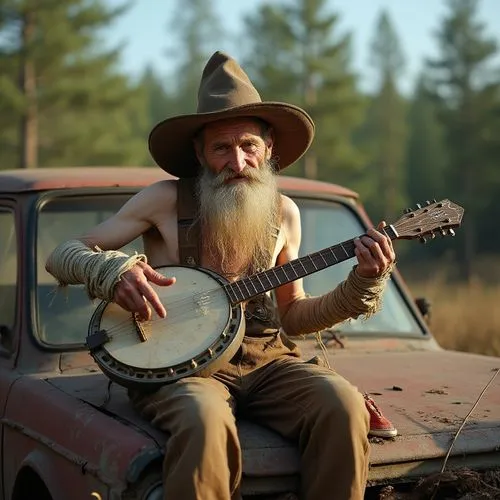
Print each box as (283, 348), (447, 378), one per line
(276, 194), (302, 261)
(280, 194), (301, 232)
(137, 179), (177, 203)
(120, 180), (177, 219)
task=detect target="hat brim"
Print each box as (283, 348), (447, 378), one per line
(148, 102), (314, 178)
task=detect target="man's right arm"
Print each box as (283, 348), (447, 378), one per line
(45, 180), (177, 321)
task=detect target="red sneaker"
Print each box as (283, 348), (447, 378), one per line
(364, 393), (398, 438)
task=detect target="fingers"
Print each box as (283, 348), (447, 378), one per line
(114, 263), (176, 320)
(114, 284), (153, 322)
(354, 223), (396, 278)
(366, 227), (395, 261)
(141, 262), (176, 286)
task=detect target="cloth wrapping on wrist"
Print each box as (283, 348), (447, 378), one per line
(280, 264), (393, 336)
(45, 239), (147, 302)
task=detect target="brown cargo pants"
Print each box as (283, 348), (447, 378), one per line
(129, 332), (370, 500)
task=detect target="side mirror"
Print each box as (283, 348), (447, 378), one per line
(415, 297), (431, 324)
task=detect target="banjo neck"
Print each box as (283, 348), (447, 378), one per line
(223, 225), (398, 305)
(222, 197), (465, 305)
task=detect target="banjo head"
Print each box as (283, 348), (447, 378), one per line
(87, 265), (244, 389)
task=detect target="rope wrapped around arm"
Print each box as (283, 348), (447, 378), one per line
(280, 264), (393, 337)
(45, 239), (147, 302)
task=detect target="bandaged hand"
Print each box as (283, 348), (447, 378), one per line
(45, 239), (175, 322)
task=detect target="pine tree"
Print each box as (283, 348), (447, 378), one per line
(0, 0), (145, 168)
(133, 65), (176, 165)
(242, 0), (364, 182)
(361, 9), (407, 221)
(426, 0), (500, 279)
(406, 75), (448, 206)
(164, 0), (225, 116)
(402, 74), (451, 262)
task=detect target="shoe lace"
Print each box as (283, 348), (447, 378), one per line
(363, 393), (384, 418)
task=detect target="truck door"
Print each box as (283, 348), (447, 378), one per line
(0, 203), (21, 499)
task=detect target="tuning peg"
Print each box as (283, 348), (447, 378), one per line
(440, 228), (447, 237)
(416, 203), (422, 209)
(448, 228), (455, 236)
(404, 208), (412, 214)
(420, 237), (427, 244)
(432, 198), (437, 203)
(429, 232), (436, 239)
(426, 200), (432, 205)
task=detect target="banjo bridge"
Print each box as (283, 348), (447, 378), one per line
(132, 314), (148, 342)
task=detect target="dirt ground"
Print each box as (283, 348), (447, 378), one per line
(371, 468), (500, 499)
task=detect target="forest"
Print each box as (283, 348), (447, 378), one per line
(1, 0), (499, 354)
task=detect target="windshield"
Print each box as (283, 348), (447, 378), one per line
(297, 199), (422, 336)
(36, 194), (423, 347)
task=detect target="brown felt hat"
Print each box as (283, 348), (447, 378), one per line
(148, 51), (315, 178)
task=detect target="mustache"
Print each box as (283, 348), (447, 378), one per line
(210, 166), (266, 187)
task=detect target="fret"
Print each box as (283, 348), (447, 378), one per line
(246, 277), (262, 295)
(341, 243), (350, 257)
(289, 260), (306, 278)
(229, 282), (245, 303)
(307, 254), (319, 271)
(318, 251), (329, 266)
(327, 247), (338, 264)
(265, 272), (279, 288)
(275, 266), (289, 283)
(300, 258), (315, 275)
(234, 281), (247, 301)
(331, 246), (341, 262)
(254, 274), (267, 292)
(240, 279), (253, 297)
(298, 259), (308, 274)
(337, 245), (347, 261)
(224, 285), (238, 303)
(282, 263), (295, 281)
(312, 253), (325, 269)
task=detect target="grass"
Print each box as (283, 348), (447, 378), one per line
(406, 277), (500, 357)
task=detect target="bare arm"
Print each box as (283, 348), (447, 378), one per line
(275, 196), (396, 336)
(46, 180), (178, 321)
(79, 180), (175, 250)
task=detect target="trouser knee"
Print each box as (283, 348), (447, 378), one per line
(313, 377), (369, 439)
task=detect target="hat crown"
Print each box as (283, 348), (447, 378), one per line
(197, 51), (262, 114)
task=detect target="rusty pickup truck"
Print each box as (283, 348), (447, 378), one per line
(0, 167), (499, 500)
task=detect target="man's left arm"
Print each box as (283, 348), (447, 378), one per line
(275, 197), (395, 337)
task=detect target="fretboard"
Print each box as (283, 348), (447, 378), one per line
(223, 225), (397, 305)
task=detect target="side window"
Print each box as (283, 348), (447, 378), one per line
(0, 208), (17, 352)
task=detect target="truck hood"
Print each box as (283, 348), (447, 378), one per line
(49, 348), (500, 484)
(325, 348), (500, 482)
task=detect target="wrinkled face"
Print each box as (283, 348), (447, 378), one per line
(195, 117), (273, 178)
(194, 118), (280, 277)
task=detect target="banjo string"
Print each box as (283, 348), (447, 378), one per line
(99, 284), (228, 336)
(96, 267), (287, 337)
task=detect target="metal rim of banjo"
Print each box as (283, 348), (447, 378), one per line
(86, 268), (246, 390)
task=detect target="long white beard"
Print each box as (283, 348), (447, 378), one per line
(196, 160), (280, 277)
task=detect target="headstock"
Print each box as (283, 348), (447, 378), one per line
(388, 199), (464, 242)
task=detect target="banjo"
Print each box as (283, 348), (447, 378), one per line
(86, 199), (464, 389)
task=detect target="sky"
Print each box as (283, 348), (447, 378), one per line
(102, 0), (500, 95)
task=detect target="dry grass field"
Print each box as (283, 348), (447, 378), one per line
(405, 276), (500, 357)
